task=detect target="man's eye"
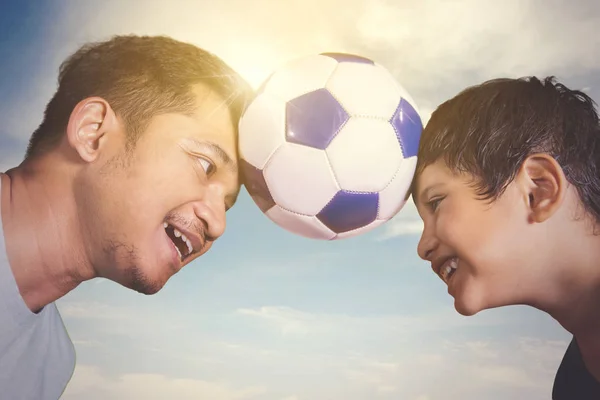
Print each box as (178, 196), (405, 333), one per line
(197, 158), (215, 175)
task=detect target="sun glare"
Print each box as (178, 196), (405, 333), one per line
(221, 43), (286, 90)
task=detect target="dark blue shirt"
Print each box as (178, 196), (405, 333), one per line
(553, 337), (600, 399)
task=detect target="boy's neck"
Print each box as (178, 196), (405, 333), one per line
(545, 224), (600, 381)
(575, 334), (600, 382)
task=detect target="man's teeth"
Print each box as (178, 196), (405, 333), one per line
(164, 222), (194, 257)
(181, 233), (193, 256)
(174, 244), (182, 260)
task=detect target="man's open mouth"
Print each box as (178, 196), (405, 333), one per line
(163, 222), (194, 261)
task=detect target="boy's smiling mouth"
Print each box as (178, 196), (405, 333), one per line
(434, 256), (458, 284)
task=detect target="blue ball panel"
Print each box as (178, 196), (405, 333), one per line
(285, 88), (349, 150)
(390, 98), (422, 158)
(317, 190), (379, 233)
(320, 52), (374, 65)
(240, 159), (275, 213)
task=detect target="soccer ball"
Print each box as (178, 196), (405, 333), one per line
(239, 53), (423, 240)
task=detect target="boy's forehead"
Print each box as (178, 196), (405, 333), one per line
(412, 161), (449, 203)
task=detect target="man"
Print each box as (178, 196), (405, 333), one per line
(0, 35), (253, 399)
(412, 76), (600, 399)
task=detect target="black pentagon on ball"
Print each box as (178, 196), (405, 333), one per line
(390, 98), (423, 158)
(320, 52), (374, 65)
(285, 88), (349, 150)
(240, 159), (275, 213)
(317, 190), (379, 234)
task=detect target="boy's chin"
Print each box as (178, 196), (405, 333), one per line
(454, 295), (512, 317)
(453, 292), (488, 317)
(454, 301), (481, 316)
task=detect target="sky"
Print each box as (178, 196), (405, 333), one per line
(1, 0), (598, 399)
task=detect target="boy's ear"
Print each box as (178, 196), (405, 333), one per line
(516, 153), (567, 223)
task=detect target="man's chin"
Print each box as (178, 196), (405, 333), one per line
(120, 265), (170, 295)
(133, 282), (164, 295)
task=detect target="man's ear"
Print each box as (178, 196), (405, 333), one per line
(516, 153), (567, 223)
(66, 97), (117, 163)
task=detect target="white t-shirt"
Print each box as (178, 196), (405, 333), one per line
(0, 177), (76, 399)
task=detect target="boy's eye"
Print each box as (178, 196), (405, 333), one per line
(427, 197), (444, 211)
(197, 157), (215, 175)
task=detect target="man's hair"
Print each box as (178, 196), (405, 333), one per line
(415, 76), (600, 223)
(26, 35), (253, 158)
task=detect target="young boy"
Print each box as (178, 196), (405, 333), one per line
(412, 76), (600, 399)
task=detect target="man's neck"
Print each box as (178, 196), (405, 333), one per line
(1, 161), (94, 313)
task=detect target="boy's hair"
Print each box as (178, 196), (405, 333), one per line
(415, 76), (600, 224)
(26, 35), (253, 158)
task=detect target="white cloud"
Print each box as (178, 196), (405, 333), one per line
(61, 365), (267, 400)
(471, 364), (536, 388)
(355, 0), (600, 88)
(5, 2), (594, 399)
(378, 197), (424, 240)
(338, 336), (567, 399)
(238, 306), (320, 336)
(236, 304), (489, 338)
(462, 340), (500, 359)
(59, 301), (132, 320)
(231, 304), (570, 398)
(56, 299), (571, 400)
(4, 0), (598, 144)
(380, 218), (424, 239)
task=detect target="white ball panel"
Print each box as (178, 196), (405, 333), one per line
(334, 219), (387, 240)
(326, 118), (402, 192)
(326, 62), (401, 119)
(238, 92), (286, 169)
(377, 156), (417, 220)
(262, 55), (338, 102)
(266, 206), (336, 240)
(264, 142), (339, 216)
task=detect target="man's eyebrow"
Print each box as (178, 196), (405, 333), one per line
(188, 139), (237, 171)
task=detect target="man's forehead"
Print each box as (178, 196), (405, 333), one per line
(184, 102), (238, 162)
(190, 84), (234, 118)
(190, 110), (235, 143)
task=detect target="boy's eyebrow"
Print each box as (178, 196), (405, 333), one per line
(417, 183), (445, 203)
